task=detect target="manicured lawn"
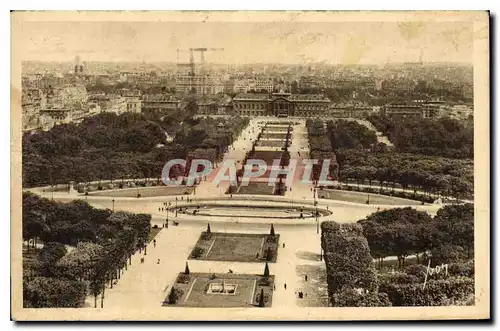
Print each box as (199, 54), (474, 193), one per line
(261, 133), (287, 140)
(251, 150), (282, 164)
(87, 186), (194, 197)
(237, 182), (275, 195)
(189, 232), (280, 263)
(257, 140), (287, 147)
(318, 189), (422, 205)
(164, 272), (275, 308)
(148, 226), (162, 243)
(263, 126), (291, 133)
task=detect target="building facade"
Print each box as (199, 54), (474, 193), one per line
(232, 92), (330, 117)
(142, 94), (183, 113)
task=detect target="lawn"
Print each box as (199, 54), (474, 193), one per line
(87, 186), (194, 197)
(236, 182), (275, 195)
(164, 273), (275, 308)
(261, 133), (288, 140)
(147, 226), (162, 243)
(262, 126), (291, 133)
(257, 140), (287, 147)
(189, 232), (280, 263)
(252, 150), (282, 164)
(318, 189), (422, 205)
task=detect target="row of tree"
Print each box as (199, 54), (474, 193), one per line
(306, 119), (339, 181)
(23, 112), (250, 187)
(321, 204), (475, 306)
(367, 115), (473, 159)
(23, 193), (152, 308)
(306, 118), (473, 200)
(358, 204), (474, 268)
(326, 120), (378, 150)
(321, 221), (391, 307)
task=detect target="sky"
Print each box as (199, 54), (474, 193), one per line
(17, 20), (473, 64)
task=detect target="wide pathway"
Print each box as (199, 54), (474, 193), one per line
(86, 221), (326, 310)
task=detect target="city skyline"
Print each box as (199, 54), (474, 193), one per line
(18, 21), (473, 65)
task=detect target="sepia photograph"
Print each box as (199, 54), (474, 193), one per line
(10, 10), (490, 321)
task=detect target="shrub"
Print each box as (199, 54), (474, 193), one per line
(431, 244), (468, 265)
(191, 247), (204, 259)
(379, 276), (474, 306)
(263, 262), (270, 277)
(270, 224), (275, 236)
(265, 247), (275, 262)
(258, 288), (265, 307)
(167, 287), (184, 305)
(176, 274), (191, 284)
(448, 260), (474, 278)
(258, 277), (271, 286)
(404, 264), (428, 277)
(331, 288), (392, 307)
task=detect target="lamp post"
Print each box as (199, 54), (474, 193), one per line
(316, 206), (319, 234)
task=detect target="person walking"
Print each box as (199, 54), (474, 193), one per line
(284, 283), (287, 290)
(283, 242), (285, 248)
(153, 239), (156, 248)
(305, 275), (308, 282)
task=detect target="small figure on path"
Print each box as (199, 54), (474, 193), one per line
(284, 283), (287, 290)
(153, 239), (156, 248)
(283, 242), (285, 248)
(273, 284), (276, 290)
(157, 258), (160, 264)
(140, 257), (144, 264)
(305, 275), (308, 282)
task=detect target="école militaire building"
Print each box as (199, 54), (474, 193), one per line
(232, 91), (330, 117)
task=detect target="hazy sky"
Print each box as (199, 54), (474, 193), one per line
(18, 21), (473, 64)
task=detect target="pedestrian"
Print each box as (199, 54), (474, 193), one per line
(157, 258), (160, 264)
(305, 275), (308, 282)
(158, 207), (161, 212)
(283, 242), (285, 248)
(273, 284), (276, 291)
(284, 283), (287, 290)
(153, 239), (156, 248)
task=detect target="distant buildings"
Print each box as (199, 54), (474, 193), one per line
(328, 103), (374, 118)
(233, 78), (274, 93)
(141, 94), (184, 113)
(381, 101), (449, 120)
(175, 73), (224, 95)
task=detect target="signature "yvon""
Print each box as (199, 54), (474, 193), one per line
(422, 260), (448, 290)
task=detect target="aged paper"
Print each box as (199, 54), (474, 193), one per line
(11, 11), (489, 321)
